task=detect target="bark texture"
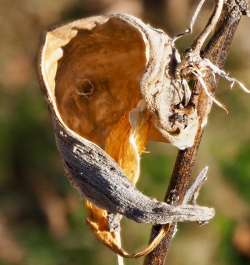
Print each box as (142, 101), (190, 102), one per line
(144, 1), (249, 264)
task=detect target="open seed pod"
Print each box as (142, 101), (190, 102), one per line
(38, 14), (213, 257)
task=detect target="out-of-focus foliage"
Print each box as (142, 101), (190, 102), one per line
(218, 219), (249, 265)
(223, 143), (250, 202)
(0, 1), (250, 265)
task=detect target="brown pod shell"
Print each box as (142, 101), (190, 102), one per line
(38, 14), (212, 225)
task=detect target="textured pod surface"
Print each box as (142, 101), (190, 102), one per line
(54, 117), (213, 224)
(38, 13), (212, 255)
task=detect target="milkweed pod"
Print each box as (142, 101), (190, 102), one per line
(38, 13), (209, 256)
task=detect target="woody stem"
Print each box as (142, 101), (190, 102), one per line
(144, 1), (248, 265)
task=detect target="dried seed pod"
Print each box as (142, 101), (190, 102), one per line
(38, 13), (213, 256)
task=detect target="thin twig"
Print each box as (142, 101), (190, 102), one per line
(144, 1), (248, 265)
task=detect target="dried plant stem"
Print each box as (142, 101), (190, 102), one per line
(144, 1), (248, 265)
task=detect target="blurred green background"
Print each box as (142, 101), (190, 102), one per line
(0, 0), (250, 265)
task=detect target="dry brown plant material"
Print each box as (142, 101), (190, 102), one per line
(38, 13), (215, 257)
(38, 0), (249, 260)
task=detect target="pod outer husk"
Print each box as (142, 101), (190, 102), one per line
(38, 12), (213, 222)
(38, 13), (210, 256)
(52, 113), (212, 221)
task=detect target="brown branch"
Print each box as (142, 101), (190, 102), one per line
(144, 1), (249, 265)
